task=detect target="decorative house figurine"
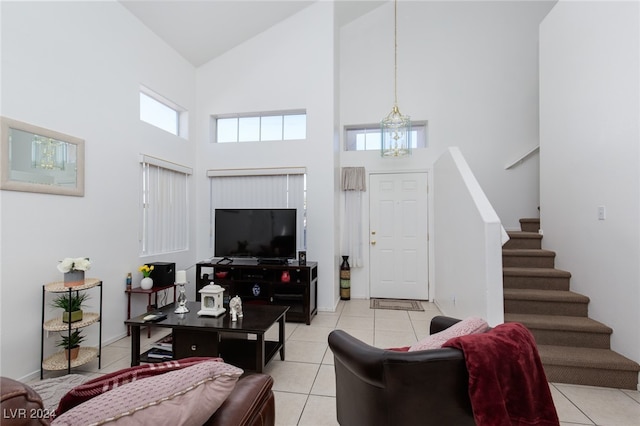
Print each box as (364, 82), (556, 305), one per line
(229, 296), (243, 321)
(197, 284), (226, 317)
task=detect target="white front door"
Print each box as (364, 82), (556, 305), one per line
(369, 172), (429, 300)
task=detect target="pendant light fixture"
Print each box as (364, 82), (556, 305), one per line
(381, 0), (411, 157)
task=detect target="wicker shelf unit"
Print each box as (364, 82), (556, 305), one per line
(40, 278), (102, 379)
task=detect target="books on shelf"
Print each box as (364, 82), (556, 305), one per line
(151, 334), (173, 351)
(147, 348), (173, 360)
(147, 335), (173, 360)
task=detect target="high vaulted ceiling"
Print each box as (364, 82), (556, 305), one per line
(119, 1), (385, 67)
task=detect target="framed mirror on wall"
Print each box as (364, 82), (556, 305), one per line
(0, 117), (85, 196)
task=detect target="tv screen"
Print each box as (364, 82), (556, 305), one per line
(214, 208), (297, 259)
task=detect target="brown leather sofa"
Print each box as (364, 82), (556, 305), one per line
(328, 315), (475, 426)
(1, 373), (275, 426)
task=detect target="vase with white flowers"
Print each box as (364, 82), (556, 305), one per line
(139, 264), (155, 290)
(58, 257), (91, 287)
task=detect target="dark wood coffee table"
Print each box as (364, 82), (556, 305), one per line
(125, 301), (288, 373)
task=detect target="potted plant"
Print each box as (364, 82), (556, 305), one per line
(52, 292), (89, 323)
(57, 329), (85, 360)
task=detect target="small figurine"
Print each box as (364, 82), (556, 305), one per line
(229, 295), (243, 321)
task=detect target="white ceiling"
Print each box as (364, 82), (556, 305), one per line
(119, 1), (385, 67)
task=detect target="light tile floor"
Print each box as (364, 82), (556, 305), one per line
(45, 299), (640, 426)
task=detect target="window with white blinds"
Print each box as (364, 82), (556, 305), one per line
(208, 169), (306, 251)
(141, 156), (192, 255)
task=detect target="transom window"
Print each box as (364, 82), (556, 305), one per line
(214, 111), (306, 143)
(139, 86), (188, 138)
(344, 122), (428, 151)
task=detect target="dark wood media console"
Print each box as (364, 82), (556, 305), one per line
(196, 259), (318, 325)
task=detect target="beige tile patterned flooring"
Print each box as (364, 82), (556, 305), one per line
(46, 299), (640, 425)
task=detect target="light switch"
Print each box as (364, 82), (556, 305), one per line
(598, 205), (606, 220)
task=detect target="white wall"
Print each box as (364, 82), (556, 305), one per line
(0, 1), (196, 380)
(194, 2), (339, 311)
(540, 1), (640, 365)
(339, 1), (554, 298)
(433, 148), (504, 326)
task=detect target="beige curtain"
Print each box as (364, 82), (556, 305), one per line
(341, 167), (366, 268)
(342, 166), (366, 191)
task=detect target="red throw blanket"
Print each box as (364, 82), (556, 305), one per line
(443, 323), (559, 426)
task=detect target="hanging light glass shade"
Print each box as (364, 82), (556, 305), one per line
(381, 0), (411, 158)
(381, 105), (411, 157)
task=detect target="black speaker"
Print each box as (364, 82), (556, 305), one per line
(149, 262), (175, 288)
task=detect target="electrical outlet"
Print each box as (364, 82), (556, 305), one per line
(598, 205), (606, 220)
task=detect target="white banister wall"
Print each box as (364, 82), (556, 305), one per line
(433, 147), (506, 326)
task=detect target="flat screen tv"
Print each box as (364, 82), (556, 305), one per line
(214, 208), (297, 260)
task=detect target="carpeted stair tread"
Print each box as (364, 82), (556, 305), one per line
(503, 267), (571, 291)
(504, 232), (543, 249)
(506, 231), (542, 239)
(519, 218), (540, 232)
(519, 218), (540, 224)
(502, 249), (557, 268)
(504, 313), (612, 334)
(503, 248), (555, 257)
(504, 288), (589, 303)
(503, 267), (571, 278)
(508, 313), (612, 348)
(538, 345), (640, 371)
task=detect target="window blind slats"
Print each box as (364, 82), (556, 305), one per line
(141, 161), (189, 255)
(210, 172), (306, 252)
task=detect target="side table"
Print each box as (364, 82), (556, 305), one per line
(125, 284), (176, 337)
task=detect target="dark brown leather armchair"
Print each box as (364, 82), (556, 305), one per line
(328, 316), (475, 426)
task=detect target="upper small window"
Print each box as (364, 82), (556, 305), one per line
(214, 111), (306, 143)
(345, 122), (428, 151)
(140, 87), (187, 137)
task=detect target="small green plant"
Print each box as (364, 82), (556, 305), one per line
(52, 292), (89, 312)
(57, 329), (85, 350)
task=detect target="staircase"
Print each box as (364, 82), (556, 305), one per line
(503, 218), (640, 390)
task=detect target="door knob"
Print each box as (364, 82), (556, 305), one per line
(371, 240), (376, 245)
